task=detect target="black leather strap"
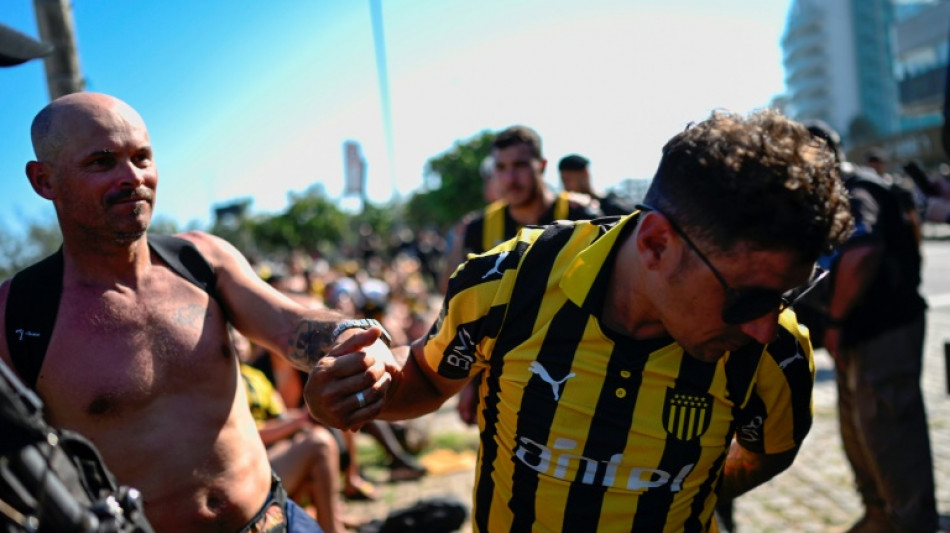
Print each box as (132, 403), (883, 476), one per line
(4, 234), (219, 390)
(5, 248), (64, 389)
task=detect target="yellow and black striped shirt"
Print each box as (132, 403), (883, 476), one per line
(241, 363), (285, 428)
(424, 213), (815, 532)
(462, 192), (600, 254)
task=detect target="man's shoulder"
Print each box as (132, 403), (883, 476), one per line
(447, 226), (542, 297)
(761, 313), (815, 377)
(158, 230), (216, 253)
(516, 219), (613, 273)
(457, 201), (508, 232)
(155, 230), (239, 270)
(598, 193), (633, 216)
(558, 191), (603, 219)
(460, 206), (490, 227)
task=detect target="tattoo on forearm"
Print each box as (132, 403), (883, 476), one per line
(288, 320), (337, 369)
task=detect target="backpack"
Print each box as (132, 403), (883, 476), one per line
(1, 234), (216, 532)
(0, 359), (154, 532)
(356, 496), (468, 533)
(792, 165), (924, 345)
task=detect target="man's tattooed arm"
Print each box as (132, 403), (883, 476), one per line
(287, 319), (339, 370)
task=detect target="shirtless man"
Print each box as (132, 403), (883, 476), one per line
(0, 92), (392, 532)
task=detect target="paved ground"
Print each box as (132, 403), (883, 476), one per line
(347, 236), (950, 532)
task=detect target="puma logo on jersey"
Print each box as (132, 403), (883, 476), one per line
(481, 251), (509, 279)
(14, 329), (40, 341)
(778, 352), (805, 370)
(528, 361), (575, 401)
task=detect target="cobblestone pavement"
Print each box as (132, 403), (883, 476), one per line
(347, 238), (950, 532)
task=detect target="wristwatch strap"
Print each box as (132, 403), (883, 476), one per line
(331, 318), (392, 346)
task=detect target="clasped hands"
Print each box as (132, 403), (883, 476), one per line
(303, 326), (397, 430)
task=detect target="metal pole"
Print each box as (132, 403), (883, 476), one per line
(33, 0), (84, 99)
(944, 341), (949, 396)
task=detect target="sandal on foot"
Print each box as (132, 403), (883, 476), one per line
(343, 479), (378, 501)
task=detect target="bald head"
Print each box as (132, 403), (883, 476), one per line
(31, 92), (147, 163)
(25, 92), (157, 243)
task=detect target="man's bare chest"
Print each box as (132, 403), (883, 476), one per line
(39, 282), (233, 419)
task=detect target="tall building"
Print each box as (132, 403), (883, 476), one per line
(893, 1), (950, 133)
(782, 0), (899, 144)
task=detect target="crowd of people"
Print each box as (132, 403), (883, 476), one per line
(2, 22), (950, 533)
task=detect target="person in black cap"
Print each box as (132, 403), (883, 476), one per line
(0, 22), (52, 67)
(558, 153), (632, 216)
(804, 120), (937, 533)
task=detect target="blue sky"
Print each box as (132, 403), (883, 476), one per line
(0, 1), (791, 237)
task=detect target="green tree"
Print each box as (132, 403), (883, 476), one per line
(359, 200), (398, 239)
(0, 218), (62, 280)
(209, 198), (256, 257)
(405, 130), (495, 231)
(251, 186), (348, 257)
(148, 214), (180, 236)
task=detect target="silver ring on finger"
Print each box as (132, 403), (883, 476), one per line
(356, 391), (366, 408)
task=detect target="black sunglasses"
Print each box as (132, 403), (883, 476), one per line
(636, 204), (828, 325)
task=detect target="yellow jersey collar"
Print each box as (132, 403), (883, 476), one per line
(560, 211), (641, 309)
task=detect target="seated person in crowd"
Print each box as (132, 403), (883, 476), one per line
(234, 328), (355, 533)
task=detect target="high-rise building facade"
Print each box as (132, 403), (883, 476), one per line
(894, 1), (950, 132)
(782, 0), (900, 144)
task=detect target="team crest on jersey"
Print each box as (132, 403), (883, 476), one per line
(662, 388), (712, 441)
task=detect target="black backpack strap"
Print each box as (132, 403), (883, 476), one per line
(147, 234), (218, 302)
(4, 235), (219, 391)
(4, 249), (65, 390)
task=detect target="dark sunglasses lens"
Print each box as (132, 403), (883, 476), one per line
(722, 290), (782, 325)
(722, 269), (826, 325)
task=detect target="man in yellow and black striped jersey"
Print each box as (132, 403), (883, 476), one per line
(308, 109), (854, 532)
(438, 125), (603, 427)
(438, 125), (602, 294)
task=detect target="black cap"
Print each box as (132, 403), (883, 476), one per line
(558, 154), (589, 171)
(801, 119), (840, 151)
(0, 22), (53, 67)
(865, 146), (888, 163)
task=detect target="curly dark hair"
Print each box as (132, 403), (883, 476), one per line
(643, 109), (853, 260)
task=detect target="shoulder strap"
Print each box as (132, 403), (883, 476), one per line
(553, 192), (570, 220)
(5, 249), (65, 390)
(482, 201), (508, 252)
(4, 235), (218, 390)
(147, 234), (218, 301)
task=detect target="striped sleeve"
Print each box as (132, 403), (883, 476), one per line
(733, 311), (815, 454)
(422, 230), (539, 379)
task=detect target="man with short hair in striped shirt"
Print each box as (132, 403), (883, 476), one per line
(309, 109), (854, 532)
(439, 125), (602, 295)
